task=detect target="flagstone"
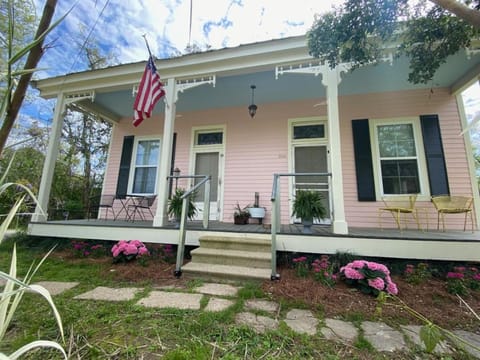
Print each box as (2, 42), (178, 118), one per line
(74, 286), (141, 301)
(245, 299), (279, 314)
(195, 283), (240, 297)
(204, 298), (235, 312)
(401, 325), (452, 354)
(321, 318), (358, 343)
(235, 312), (278, 333)
(284, 309), (318, 335)
(137, 291), (202, 310)
(34, 281), (79, 296)
(361, 321), (407, 352)
(453, 330), (480, 359)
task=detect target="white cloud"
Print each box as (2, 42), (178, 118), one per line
(32, 0), (340, 78)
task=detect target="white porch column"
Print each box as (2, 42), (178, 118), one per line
(154, 78), (177, 227)
(321, 66), (348, 234)
(32, 93), (66, 222)
(456, 89), (480, 230)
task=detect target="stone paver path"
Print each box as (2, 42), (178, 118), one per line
(23, 281), (480, 359)
(137, 291), (202, 310)
(284, 309), (318, 335)
(34, 281), (79, 295)
(321, 318), (358, 343)
(236, 312), (279, 333)
(74, 286), (140, 301)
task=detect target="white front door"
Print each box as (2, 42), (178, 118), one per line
(193, 151), (220, 220)
(293, 145), (331, 224)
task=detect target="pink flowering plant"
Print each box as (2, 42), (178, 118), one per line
(111, 240), (150, 264)
(340, 260), (398, 296)
(292, 256), (309, 277)
(446, 266), (480, 295)
(161, 244), (176, 263)
(311, 255), (337, 288)
(403, 262), (431, 285)
(71, 240), (105, 258)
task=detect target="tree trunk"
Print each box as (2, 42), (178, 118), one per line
(429, 0), (480, 28)
(0, 0), (58, 155)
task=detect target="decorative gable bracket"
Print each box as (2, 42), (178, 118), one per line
(64, 91), (95, 106)
(176, 75), (216, 93)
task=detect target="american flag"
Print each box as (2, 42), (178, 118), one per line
(133, 55), (165, 127)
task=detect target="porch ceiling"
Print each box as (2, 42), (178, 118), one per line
(67, 48), (479, 120)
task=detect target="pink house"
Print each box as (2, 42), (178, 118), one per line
(29, 35), (480, 276)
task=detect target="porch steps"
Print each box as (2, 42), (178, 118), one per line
(182, 235), (272, 282)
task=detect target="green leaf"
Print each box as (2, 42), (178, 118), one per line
(419, 323), (442, 353)
(8, 340), (67, 360)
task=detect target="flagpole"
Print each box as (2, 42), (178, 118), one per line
(142, 34), (153, 58)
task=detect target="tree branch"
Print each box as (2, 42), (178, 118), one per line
(0, 0), (58, 155)
(429, 0), (480, 28)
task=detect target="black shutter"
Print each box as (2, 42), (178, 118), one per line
(116, 135), (134, 198)
(352, 119), (376, 201)
(420, 115), (449, 196)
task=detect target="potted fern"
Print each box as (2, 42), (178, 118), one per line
(168, 188), (197, 227)
(292, 190), (327, 234)
(233, 202), (250, 224)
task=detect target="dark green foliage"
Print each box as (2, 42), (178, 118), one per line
(168, 188), (197, 220)
(307, 0), (479, 84)
(291, 190), (327, 221)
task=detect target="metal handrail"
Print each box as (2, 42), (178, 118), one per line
(173, 174), (211, 278)
(270, 172), (332, 280)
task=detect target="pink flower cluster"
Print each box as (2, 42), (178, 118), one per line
(340, 260), (398, 295)
(111, 240), (149, 260)
(292, 256), (307, 263)
(447, 266), (480, 281)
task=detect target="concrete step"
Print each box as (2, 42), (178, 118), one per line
(199, 235), (271, 252)
(182, 262), (272, 282)
(190, 247), (271, 268)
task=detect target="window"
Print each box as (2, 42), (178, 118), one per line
(293, 124), (325, 140)
(377, 124), (419, 194)
(196, 131), (223, 145)
(131, 139), (160, 194)
(371, 119), (428, 197)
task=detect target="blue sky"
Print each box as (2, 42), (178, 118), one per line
(14, 0), (480, 148)
(33, 0), (341, 78)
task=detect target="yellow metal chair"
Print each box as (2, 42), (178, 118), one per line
(378, 194), (420, 231)
(431, 195), (474, 232)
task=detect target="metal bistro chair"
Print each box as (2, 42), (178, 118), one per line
(88, 194), (116, 220)
(378, 194), (420, 231)
(127, 195), (157, 221)
(431, 195), (474, 232)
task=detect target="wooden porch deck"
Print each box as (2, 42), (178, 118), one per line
(34, 218), (480, 242)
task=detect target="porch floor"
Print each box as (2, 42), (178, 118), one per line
(40, 219), (480, 242)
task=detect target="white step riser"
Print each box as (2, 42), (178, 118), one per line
(182, 263), (271, 282)
(191, 253), (271, 268)
(199, 240), (271, 252)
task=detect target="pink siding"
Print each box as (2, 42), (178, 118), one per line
(340, 88), (473, 230)
(103, 87), (474, 229)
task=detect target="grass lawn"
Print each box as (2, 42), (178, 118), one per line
(0, 234), (479, 359)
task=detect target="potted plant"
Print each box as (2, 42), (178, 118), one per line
(233, 202), (250, 225)
(292, 190), (327, 234)
(168, 188), (197, 227)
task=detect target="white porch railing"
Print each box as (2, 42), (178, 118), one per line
(171, 175), (211, 278)
(270, 172), (332, 280)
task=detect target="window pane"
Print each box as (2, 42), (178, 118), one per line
(378, 124), (416, 157)
(197, 132), (223, 145)
(381, 160), (420, 194)
(293, 124), (325, 139)
(136, 140), (159, 166)
(133, 167), (156, 193)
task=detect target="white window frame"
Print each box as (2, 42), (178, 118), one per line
(369, 117), (430, 201)
(128, 136), (161, 196)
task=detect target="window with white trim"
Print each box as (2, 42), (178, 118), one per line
(371, 118), (429, 197)
(131, 139), (160, 194)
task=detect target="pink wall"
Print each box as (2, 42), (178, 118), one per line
(340, 88), (473, 229)
(104, 87), (474, 229)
